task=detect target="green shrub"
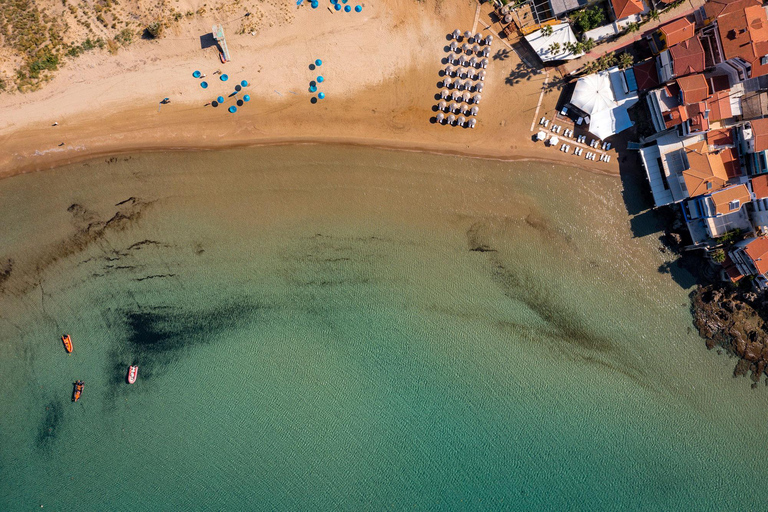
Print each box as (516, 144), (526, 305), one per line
(711, 249), (726, 263)
(146, 21), (163, 38)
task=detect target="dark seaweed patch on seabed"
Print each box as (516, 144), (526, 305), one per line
(36, 399), (63, 450)
(103, 299), (268, 398)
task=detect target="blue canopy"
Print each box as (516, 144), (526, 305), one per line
(344, 4), (351, 12)
(228, 106), (237, 113)
(193, 70), (201, 78)
(241, 80), (248, 87)
(334, 3), (341, 10)
(200, 81), (208, 89)
(317, 75), (324, 83)
(217, 96), (224, 103)
(355, 5), (362, 11)
(244, 95), (251, 102)
(221, 74), (229, 81)
(315, 59), (322, 66)
(311, 1), (318, 8)
(309, 85), (317, 93)
(318, 92), (325, 99)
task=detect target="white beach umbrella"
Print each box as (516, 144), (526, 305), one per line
(462, 91), (471, 102)
(473, 44), (481, 55)
(475, 82), (484, 93)
(471, 105), (479, 116)
(536, 130), (546, 141)
(485, 34), (493, 45)
(445, 64), (454, 76)
(438, 99), (447, 110)
(549, 136), (559, 145)
(473, 94), (482, 104)
(468, 118), (477, 129)
(452, 29), (461, 40)
(452, 90), (462, 101)
(450, 41), (459, 52)
(474, 34), (482, 45)
(464, 30), (472, 39)
(461, 103), (471, 114)
(478, 70), (486, 81)
(457, 115), (467, 126)
(462, 43), (470, 54)
(447, 114), (456, 125)
(442, 76), (452, 88)
(437, 112), (445, 123)
(501, 4), (510, 14)
(469, 56), (478, 68)
(504, 14), (513, 23)
(482, 47), (491, 57)
(481, 58), (489, 69)
(440, 89), (450, 99)
(459, 55), (468, 66)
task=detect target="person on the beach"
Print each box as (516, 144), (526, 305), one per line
(201, 74), (207, 78)
(52, 122), (58, 126)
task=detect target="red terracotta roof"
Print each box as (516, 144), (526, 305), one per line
(707, 129), (741, 179)
(722, 254), (744, 282)
(683, 141), (730, 197)
(632, 60), (659, 90)
(706, 128), (733, 147)
(717, 4), (768, 79)
(660, 18), (695, 47)
(710, 184), (751, 216)
(751, 175), (768, 199)
(708, 90), (733, 121)
(709, 75), (731, 92)
(705, 0), (760, 22)
(745, 237), (768, 275)
(669, 37), (706, 77)
(611, 0), (645, 19)
(751, 118), (768, 152)
(677, 74), (709, 104)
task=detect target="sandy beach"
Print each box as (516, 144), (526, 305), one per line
(0, 0), (620, 178)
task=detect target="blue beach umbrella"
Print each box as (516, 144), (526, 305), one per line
(318, 92), (325, 99)
(200, 81), (208, 89)
(344, 5), (351, 12)
(217, 96), (224, 103)
(317, 75), (324, 83)
(309, 84), (317, 93)
(355, 4), (362, 11)
(241, 80), (248, 87)
(311, 1), (318, 8)
(334, 3), (341, 10)
(221, 74), (229, 81)
(315, 59), (323, 67)
(342, 0), (348, 3)
(244, 95), (250, 102)
(193, 70), (201, 78)
(228, 106), (237, 113)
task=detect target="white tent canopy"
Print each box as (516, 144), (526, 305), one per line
(569, 67), (639, 139)
(589, 107), (633, 140)
(571, 72), (618, 118)
(524, 23), (579, 62)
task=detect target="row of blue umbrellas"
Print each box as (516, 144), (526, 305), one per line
(310, 59), (326, 101)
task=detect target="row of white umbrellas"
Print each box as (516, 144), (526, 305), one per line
(448, 43), (492, 57)
(437, 101), (480, 115)
(446, 55), (490, 68)
(450, 30), (493, 46)
(436, 112), (478, 128)
(442, 70), (486, 83)
(440, 86), (483, 100)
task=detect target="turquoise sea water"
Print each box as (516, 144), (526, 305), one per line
(1, 146), (767, 510)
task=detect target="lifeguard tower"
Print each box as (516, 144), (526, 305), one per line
(213, 24), (232, 63)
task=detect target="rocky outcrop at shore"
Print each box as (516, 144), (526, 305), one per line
(693, 286), (768, 387)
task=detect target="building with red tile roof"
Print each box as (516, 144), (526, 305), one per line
(660, 18), (695, 47)
(682, 141), (730, 197)
(611, 0), (645, 20)
(704, 0), (761, 23)
(632, 60), (659, 91)
(676, 74), (709, 104)
(669, 38), (706, 77)
(716, 3), (768, 79)
(751, 175), (768, 199)
(730, 237), (768, 287)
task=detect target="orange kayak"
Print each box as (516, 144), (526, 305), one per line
(62, 334), (73, 353)
(72, 380), (84, 402)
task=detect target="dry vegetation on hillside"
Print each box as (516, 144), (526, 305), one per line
(0, 0), (299, 92)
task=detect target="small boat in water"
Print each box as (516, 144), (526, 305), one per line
(62, 334), (73, 353)
(127, 365), (138, 384)
(72, 380), (84, 402)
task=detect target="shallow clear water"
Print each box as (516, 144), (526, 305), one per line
(1, 146), (766, 510)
